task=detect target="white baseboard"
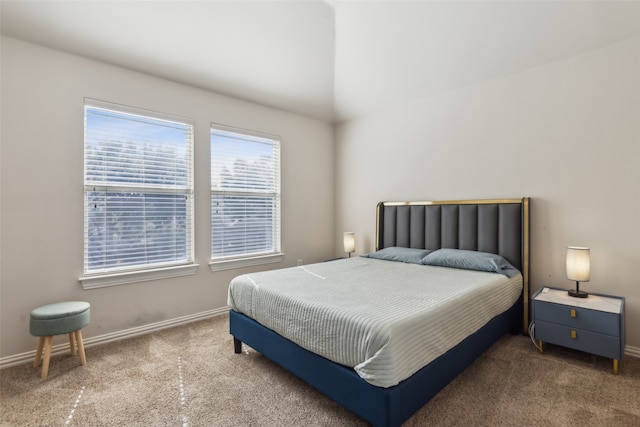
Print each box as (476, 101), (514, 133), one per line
(0, 307), (230, 369)
(625, 345), (640, 358)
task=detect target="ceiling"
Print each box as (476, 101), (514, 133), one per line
(2, 1), (640, 123)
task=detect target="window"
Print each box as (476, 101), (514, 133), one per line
(210, 124), (282, 271)
(81, 99), (195, 288)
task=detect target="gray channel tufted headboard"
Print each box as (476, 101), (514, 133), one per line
(375, 198), (530, 332)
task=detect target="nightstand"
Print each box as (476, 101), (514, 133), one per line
(531, 287), (625, 375)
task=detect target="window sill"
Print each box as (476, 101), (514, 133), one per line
(79, 263), (199, 289)
(209, 253), (284, 272)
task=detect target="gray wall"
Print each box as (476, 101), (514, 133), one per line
(335, 37), (640, 351)
(0, 37), (335, 358)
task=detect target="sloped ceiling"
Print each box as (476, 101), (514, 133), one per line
(2, 1), (640, 123)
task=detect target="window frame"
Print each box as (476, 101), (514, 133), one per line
(209, 123), (283, 272)
(80, 99), (197, 289)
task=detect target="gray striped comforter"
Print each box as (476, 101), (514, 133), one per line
(228, 257), (522, 388)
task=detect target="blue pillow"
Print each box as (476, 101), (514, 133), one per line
(361, 247), (433, 264)
(421, 249), (520, 277)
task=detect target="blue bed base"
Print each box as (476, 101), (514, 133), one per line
(229, 298), (521, 427)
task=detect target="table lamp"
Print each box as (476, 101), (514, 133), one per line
(343, 232), (355, 258)
(566, 246), (590, 298)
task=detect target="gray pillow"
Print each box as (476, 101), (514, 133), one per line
(421, 249), (520, 277)
(361, 247), (433, 264)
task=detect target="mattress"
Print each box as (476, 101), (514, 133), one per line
(228, 257), (522, 388)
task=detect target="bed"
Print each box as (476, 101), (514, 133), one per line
(228, 198), (530, 426)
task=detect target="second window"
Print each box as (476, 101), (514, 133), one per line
(210, 125), (281, 265)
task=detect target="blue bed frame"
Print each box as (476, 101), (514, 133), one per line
(230, 198), (530, 426)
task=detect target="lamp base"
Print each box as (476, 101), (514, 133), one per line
(568, 289), (589, 298)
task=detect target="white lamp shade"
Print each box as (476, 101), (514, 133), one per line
(343, 232), (355, 253)
(566, 246), (590, 282)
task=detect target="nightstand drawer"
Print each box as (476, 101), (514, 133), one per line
(535, 320), (622, 359)
(534, 300), (619, 336)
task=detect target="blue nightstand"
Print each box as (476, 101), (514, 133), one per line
(531, 287), (625, 374)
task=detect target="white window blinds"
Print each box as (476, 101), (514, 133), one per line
(84, 100), (194, 275)
(210, 125), (281, 260)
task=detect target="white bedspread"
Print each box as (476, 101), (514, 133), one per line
(228, 257), (522, 388)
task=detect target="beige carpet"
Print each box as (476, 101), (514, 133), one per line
(1, 314), (638, 426)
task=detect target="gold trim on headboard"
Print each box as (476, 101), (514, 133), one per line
(522, 197), (530, 334)
(381, 198), (525, 207)
(375, 197), (531, 335)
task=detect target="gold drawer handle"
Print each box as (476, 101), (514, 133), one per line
(570, 308), (577, 318)
(571, 330), (577, 339)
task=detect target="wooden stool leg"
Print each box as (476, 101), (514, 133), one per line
(75, 330), (86, 366)
(69, 332), (77, 356)
(41, 336), (53, 379)
(34, 337), (45, 368)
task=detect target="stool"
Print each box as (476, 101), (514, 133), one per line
(29, 301), (90, 379)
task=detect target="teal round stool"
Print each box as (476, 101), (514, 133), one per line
(29, 301), (90, 379)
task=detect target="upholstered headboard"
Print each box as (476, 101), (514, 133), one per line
(375, 198), (530, 332)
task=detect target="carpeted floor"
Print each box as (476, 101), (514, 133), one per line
(1, 314), (638, 426)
